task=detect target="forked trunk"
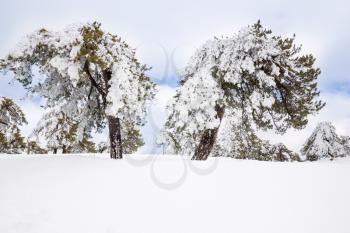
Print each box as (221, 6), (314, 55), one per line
(108, 115), (123, 159)
(192, 105), (224, 160)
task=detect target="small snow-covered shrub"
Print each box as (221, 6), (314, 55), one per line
(301, 122), (350, 161)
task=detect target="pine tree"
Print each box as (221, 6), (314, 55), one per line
(66, 136), (97, 154)
(163, 21), (324, 160)
(1, 22), (156, 159)
(212, 115), (300, 161)
(270, 143), (301, 162)
(301, 122), (350, 161)
(26, 140), (48, 154)
(32, 109), (97, 154)
(0, 97), (27, 154)
(32, 110), (77, 154)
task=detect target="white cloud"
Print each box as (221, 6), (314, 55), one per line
(1, 0), (349, 79)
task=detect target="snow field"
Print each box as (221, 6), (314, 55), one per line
(0, 154), (350, 233)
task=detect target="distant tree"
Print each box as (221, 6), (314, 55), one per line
(121, 122), (144, 154)
(163, 21), (324, 160)
(32, 110), (76, 154)
(301, 122), (350, 161)
(26, 140), (48, 154)
(1, 22), (156, 159)
(341, 136), (350, 154)
(32, 109), (96, 154)
(212, 115), (300, 161)
(0, 97), (27, 154)
(67, 136), (97, 154)
(97, 141), (108, 153)
(270, 143), (301, 162)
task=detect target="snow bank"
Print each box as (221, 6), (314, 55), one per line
(0, 154), (350, 233)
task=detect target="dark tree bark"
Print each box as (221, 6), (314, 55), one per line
(62, 145), (67, 154)
(192, 105), (225, 160)
(26, 139), (31, 154)
(53, 148), (58, 154)
(83, 60), (123, 159)
(101, 70), (123, 159)
(108, 116), (123, 159)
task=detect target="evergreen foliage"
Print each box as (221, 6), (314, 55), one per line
(162, 21), (324, 160)
(0, 97), (27, 154)
(1, 22), (156, 158)
(301, 122), (350, 161)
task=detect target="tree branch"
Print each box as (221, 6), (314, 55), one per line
(83, 60), (107, 108)
(0, 120), (8, 126)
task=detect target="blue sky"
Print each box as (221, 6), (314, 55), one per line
(0, 0), (349, 152)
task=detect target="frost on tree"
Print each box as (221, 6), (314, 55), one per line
(163, 21), (324, 160)
(0, 97), (27, 154)
(31, 108), (96, 154)
(301, 122), (350, 161)
(212, 114), (301, 161)
(0, 22), (156, 159)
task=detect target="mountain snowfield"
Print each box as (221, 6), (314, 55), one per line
(0, 154), (349, 233)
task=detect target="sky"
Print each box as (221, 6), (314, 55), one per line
(0, 0), (349, 153)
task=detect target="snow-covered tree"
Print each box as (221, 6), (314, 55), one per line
(341, 136), (350, 154)
(1, 22), (156, 159)
(32, 110), (76, 154)
(120, 122), (144, 154)
(270, 143), (301, 162)
(212, 115), (300, 161)
(32, 109), (96, 154)
(163, 21), (324, 160)
(0, 97), (27, 153)
(96, 123), (144, 154)
(67, 136), (97, 154)
(26, 140), (48, 154)
(97, 141), (109, 153)
(301, 122), (350, 161)
(156, 130), (171, 154)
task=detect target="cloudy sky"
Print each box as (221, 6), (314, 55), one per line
(0, 0), (349, 152)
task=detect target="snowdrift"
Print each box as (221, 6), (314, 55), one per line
(0, 154), (350, 233)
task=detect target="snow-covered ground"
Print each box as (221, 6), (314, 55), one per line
(0, 154), (350, 233)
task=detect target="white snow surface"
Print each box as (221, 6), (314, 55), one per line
(0, 154), (350, 233)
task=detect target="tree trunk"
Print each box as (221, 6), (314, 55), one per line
(27, 140), (30, 155)
(108, 116), (123, 159)
(192, 105), (225, 160)
(62, 145), (67, 154)
(53, 148), (57, 154)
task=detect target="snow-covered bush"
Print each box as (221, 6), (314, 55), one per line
(31, 108), (96, 154)
(0, 97), (27, 154)
(97, 141), (109, 153)
(163, 21), (324, 160)
(1, 22), (156, 159)
(270, 143), (301, 162)
(26, 140), (48, 154)
(301, 122), (350, 161)
(212, 116), (300, 161)
(341, 136), (350, 154)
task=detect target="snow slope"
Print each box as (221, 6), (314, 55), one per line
(0, 154), (350, 233)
